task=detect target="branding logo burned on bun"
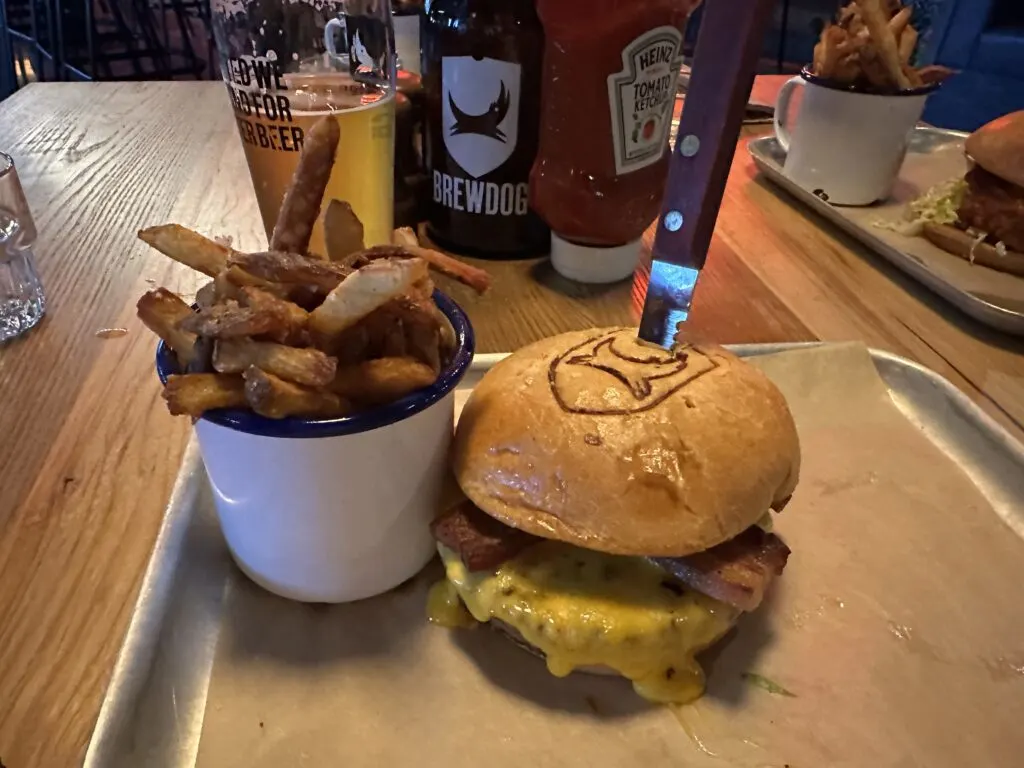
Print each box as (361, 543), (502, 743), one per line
(548, 330), (720, 415)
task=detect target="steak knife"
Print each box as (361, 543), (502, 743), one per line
(637, 0), (777, 348)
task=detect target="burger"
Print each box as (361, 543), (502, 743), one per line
(426, 327), (800, 704)
(918, 111), (1024, 273)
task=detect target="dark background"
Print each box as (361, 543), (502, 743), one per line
(2, 0), (1022, 129)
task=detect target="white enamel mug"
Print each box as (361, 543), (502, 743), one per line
(156, 293), (474, 603)
(773, 70), (939, 205)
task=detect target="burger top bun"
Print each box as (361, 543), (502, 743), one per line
(452, 328), (801, 557)
(965, 111), (1024, 188)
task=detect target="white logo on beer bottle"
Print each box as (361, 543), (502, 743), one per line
(441, 56), (521, 179)
(607, 26), (684, 176)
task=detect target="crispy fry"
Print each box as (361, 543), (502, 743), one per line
(243, 366), (348, 419)
(855, 0), (910, 88)
(833, 53), (863, 83)
(136, 288), (197, 365)
(214, 338), (337, 387)
(392, 226), (420, 249)
(837, 3), (857, 27)
(228, 250), (351, 291)
(177, 299), (285, 339)
(195, 279), (218, 309)
(162, 374), (246, 417)
(394, 297), (443, 373)
(309, 258), (430, 337)
(364, 244), (492, 294)
(834, 30), (863, 58)
(434, 305), (457, 356)
(208, 270), (241, 303)
(239, 285), (309, 340)
(270, 115), (340, 255)
(329, 357), (438, 406)
(187, 336), (215, 374)
(903, 63), (924, 88)
(220, 265), (289, 296)
(323, 199), (366, 264)
(814, 25), (844, 79)
(138, 224), (233, 277)
(916, 64), (955, 85)
(888, 5), (911, 37)
(897, 24), (917, 67)
(859, 43), (893, 88)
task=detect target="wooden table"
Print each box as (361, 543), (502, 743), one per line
(1, 81), (1023, 767)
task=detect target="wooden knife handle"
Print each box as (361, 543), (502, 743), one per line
(652, 0), (777, 269)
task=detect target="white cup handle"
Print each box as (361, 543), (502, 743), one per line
(773, 76), (804, 154)
(324, 17), (346, 61)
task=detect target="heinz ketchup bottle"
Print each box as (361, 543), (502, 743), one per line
(530, 0), (699, 282)
(421, 0), (550, 258)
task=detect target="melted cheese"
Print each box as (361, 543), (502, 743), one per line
(432, 542), (739, 704)
(427, 579), (477, 629)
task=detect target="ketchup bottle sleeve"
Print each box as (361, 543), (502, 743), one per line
(530, 0), (698, 282)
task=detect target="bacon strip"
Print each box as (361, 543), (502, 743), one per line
(364, 245), (492, 294)
(652, 527), (790, 612)
(433, 501), (790, 612)
(431, 501), (538, 570)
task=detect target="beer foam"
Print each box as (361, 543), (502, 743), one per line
(285, 73), (391, 113)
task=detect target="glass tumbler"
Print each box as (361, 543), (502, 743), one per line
(0, 153), (44, 341)
(210, 0), (397, 254)
(0, 210), (45, 341)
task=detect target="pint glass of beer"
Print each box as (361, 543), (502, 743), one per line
(210, 0), (397, 253)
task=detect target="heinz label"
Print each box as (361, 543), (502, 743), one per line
(607, 26), (684, 176)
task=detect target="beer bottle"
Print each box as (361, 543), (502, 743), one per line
(421, 0), (550, 258)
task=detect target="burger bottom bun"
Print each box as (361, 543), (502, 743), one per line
(491, 620), (617, 677)
(922, 222), (1024, 277)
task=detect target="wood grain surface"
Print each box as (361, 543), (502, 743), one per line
(0, 80), (1021, 767)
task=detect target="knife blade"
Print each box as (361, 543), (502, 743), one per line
(637, 0), (777, 348)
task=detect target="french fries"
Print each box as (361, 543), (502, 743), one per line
(214, 338), (337, 388)
(138, 224), (233, 277)
(228, 250), (351, 292)
(195, 280), (219, 309)
(177, 299), (287, 339)
(163, 373), (247, 416)
(239, 285), (309, 344)
(329, 357), (438, 406)
(138, 100), (490, 419)
(309, 258), (430, 337)
(395, 298), (444, 373)
(898, 25), (918, 71)
(323, 199), (366, 263)
(812, 2), (954, 90)
(220, 265), (291, 298)
(856, 0), (910, 89)
(244, 367), (348, 419)
(370, 239), (493, 294)
(270, 115), (340, 256)
(137, 288), (197, 366)
(888, 5), (911, 37)
(392, 226), (419, 249)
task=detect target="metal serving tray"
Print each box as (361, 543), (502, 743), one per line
(84, 345), (1024, 767)
(749, 128), (1024, 336)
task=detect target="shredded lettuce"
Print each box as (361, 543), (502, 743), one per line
(742, 672), (796, 697)
(874, 178), (967, 236)
(968, 229), (987, 264)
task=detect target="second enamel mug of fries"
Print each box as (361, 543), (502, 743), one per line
(157, 293), (473, 604)
(773, 70), (939, 206)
